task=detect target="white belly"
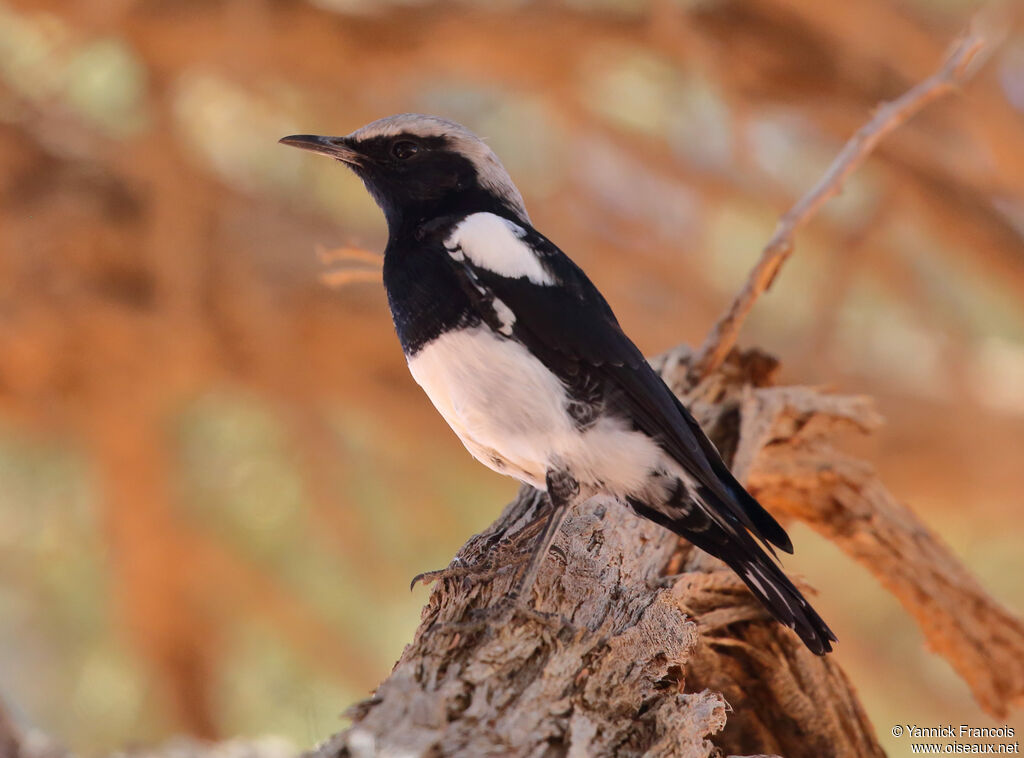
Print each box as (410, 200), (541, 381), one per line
(406, 327), (664, 495)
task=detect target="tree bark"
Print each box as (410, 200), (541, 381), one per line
(316, 346), (1024, 758)
(312, 349), (874, 758)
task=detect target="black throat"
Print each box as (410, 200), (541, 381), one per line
(379, 186), (524, 240)
(351, 135), (530, 355)
(380, 198), (526, 357)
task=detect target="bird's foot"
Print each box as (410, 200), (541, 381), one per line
(410, 556), (467, 590)
(410, 554), (526, 592)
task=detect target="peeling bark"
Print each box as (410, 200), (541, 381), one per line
(319, 348), (1024, 757)
(315, 351), (878, 758)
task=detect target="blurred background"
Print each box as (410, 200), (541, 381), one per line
(0, 0), (1021, 754)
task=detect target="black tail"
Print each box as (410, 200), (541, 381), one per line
(719, 546), (836, 655)
(671, 394), (794, 555)
(628, 494), (836, 655)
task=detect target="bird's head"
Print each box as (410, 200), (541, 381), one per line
(280, 114), (529, 233)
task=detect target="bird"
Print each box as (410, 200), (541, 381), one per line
(280, 114), (836, 655)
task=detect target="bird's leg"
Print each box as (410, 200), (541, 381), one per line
(424, 472), (579, 637)
(409, 512), (549, 591)
(506, 468), (579, 610)
(410, 551), (530, 591)
(410, 556), (469, 590)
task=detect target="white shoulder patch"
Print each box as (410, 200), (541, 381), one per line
(445, 213), (555, 285)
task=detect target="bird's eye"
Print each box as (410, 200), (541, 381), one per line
(391, 140), (419, 160)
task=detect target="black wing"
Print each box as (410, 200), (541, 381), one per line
(440, 221), (792, 554)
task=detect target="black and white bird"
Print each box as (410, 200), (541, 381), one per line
(280, 114), (836, 655)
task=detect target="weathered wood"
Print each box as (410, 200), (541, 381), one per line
(748, 417), (1024, 717)
(318, 350), (888, 758)
(319, 347), (1024, 756)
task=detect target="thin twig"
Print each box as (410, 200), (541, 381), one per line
(320, 268), (383, 288)
(316, 243), (382, 266)
(687, 25), (991, 384)
(315, 244), (383, 288)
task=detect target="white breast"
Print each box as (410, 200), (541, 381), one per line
(406, 327), (664, 496)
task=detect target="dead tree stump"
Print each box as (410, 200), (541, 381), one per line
(315, 349), (894, 758)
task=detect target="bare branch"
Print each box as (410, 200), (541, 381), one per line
(315, 244), (383, 288)
(319, 269), (383, 288)
(687, 25), (991, 383)
(315, 244), (382, 266)
(748, 437), (1024, 716)
(317, 351), (902, 758)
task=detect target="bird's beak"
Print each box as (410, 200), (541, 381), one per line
(279, 134), (363, 166)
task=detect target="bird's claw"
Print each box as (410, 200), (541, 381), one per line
(410, 554), (529, 591)
(410, 556), (470, 590)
